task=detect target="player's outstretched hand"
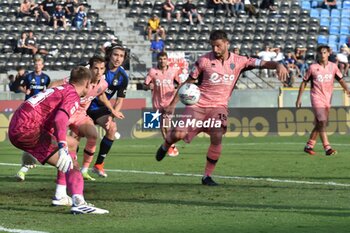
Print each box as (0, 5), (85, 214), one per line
(276, 64), (289, 82)
(56, 142), (73, 173)
(111, 110), (125, 119)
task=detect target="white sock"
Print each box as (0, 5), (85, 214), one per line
(19, 166), (29, 173)
(72, 194), (85, 206)
(81, 167), (88, 173)
(55, 184), (67, 199)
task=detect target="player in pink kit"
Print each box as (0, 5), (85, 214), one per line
(9, 66), (109, 214)
(144, 52), (181, 157)
(155, 30), (289, 185)
(52, 56), (125, 206)
(296, 45), (350, 156)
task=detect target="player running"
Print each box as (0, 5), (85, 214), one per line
(296, 45), (350, 156)
(155, 30), (289, 186)
(87, 43), (129, 178)
(144, 52), (181, 157)
(9, 66), (109, 214)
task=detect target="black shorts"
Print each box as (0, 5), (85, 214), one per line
(86, 107), (111, 124)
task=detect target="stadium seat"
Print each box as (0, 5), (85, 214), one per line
(331, 9), (341, 18)
(301, 0), (311, 9)
(330, 17), (340, 27)
(329, 25), (339, 35)
(341, 9), (350, 18)
(320, 17), (330, 27)
(328, 35), (338, 44)
(343, 0), (350, 9)
(339, 35), (349, 45)
(317, 35), (328, 44)
(320, 9), (330, 18)
(340, 26), (349, 35)
(310, 8), (320, 18)
(341, 18), (350, 27)
(311, 0), (320, 8)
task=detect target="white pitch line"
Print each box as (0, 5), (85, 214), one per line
(1, 162), (350, 187)
(0, 226), (49, 233)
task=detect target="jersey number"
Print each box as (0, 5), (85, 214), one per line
(27, 88), (54, 107)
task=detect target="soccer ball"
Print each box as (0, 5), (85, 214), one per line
(178, 83), (201, 105)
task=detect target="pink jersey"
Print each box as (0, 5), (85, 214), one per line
(9, 84), (80, 163)
(145, 67), (180, 109)
(303, 62), (343, 107)
(190, 52), (261, 108)
(68, 77), (108, 126)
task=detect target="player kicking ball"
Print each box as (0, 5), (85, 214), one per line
(155, 30), (289, 186)
(296, 45), (350, 156)
(9, 66), (109, 214)
(144, 52), (181, 157)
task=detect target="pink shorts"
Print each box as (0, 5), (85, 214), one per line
(311, 99), (330, 122)
(312, 106), (330, 122)
(176, 106), (228, 143)
(69, 111), (94, 136)
(9, 112), (58, 164)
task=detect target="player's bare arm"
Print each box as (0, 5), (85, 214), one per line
(296, 81), (308, 108)
(98, 93), (124, 119)
(260, 61), (289, 82)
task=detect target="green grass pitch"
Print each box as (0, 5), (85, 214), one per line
(0, 135), (350, 233)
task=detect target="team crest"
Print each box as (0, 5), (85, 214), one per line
(41, 78), (45, 83)
(113, 79), (118, 86)
(230, 63), (235, 70)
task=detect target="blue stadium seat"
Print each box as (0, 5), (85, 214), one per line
(328, 35), (338, 44)
(310, 8), (320, 18)
(336, 0), (342, 8)
(320, 17), (330, 26)
(340, 26), (349, 35)
(330, 17), (341, 27)
(329, 25), (340, 34)
(339, 36), (348, 47)
(329, 43), (338, 52)
(311, 0), (323, 8)
(317, 35), (327, 44)
(301, 0), (311, 9)
(343, 0), (350, 9)
(331, 9), (341, 18)
(341, 9), (350, 17)
(320, 9), (330, 18)
(341, 18), (350, 27)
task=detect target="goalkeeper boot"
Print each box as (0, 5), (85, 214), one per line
(201, 176), (218, 186)
(71, 196), (109, 215)
(92, 163), (108, 178)
(71, 203), (109, 215)
(325, 148), (337, 156)
(304, 146), (316, 155)
(52, 195), (73, 206)
(82, 171), (96, 181)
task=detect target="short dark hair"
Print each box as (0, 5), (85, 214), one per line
(157, 52), (167, 59)
(209, 30), (228, 41)
(69, 66), (92, 85)
(88, 55), (105, 67)
(316, 45), (330, 53)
